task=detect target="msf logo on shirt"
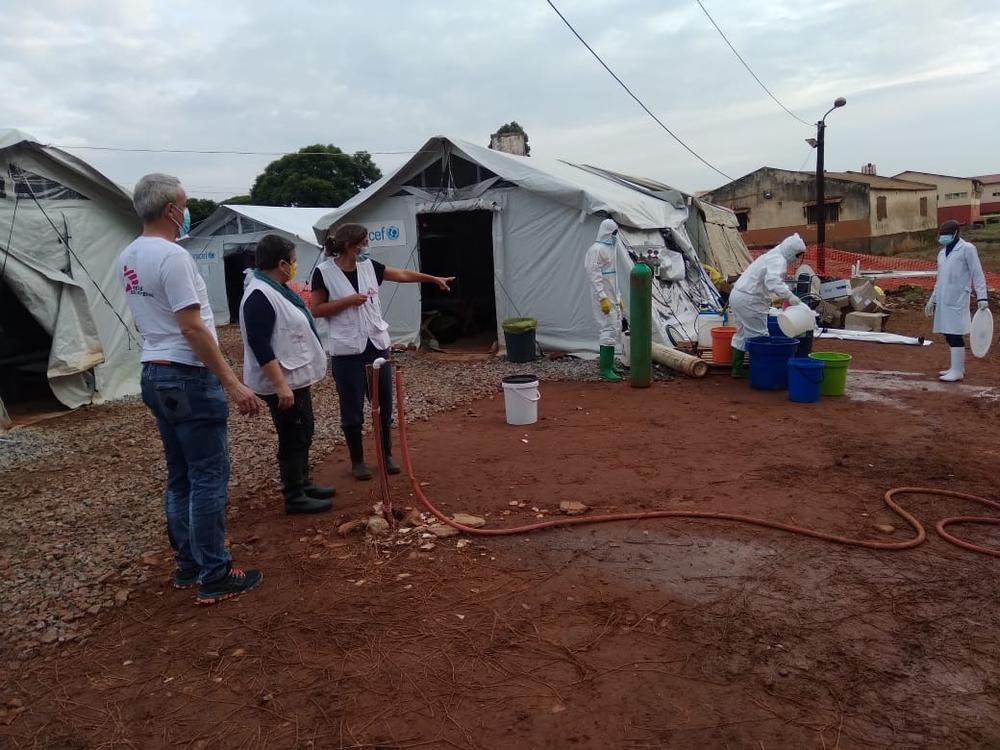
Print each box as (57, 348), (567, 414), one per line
(123, 265), (153, 297)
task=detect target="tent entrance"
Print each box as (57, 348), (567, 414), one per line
(0, 279), (61, 423)
(223, 243), (255, 324)
(416, 210), (496, 352)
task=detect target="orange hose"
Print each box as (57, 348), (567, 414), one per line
(393, 370), (1000, 557)
(368, 364), (393, 524)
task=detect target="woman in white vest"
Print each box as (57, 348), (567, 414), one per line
(311, 223), (455, 480)
(240, 234), (333, 514)
(925, 219), (989, 382)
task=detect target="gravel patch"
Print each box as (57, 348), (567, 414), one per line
(0, 327), (672, 659)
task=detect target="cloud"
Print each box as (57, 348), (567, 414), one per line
(3, 0), (995, 198)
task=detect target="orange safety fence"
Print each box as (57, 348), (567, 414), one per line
(750, 245), (1000, 291)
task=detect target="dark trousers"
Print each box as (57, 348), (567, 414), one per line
(944, 333), (964, 347)
(330, 341), (392, 432)
(261, 386), (315, 461)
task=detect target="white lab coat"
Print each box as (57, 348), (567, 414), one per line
(930, 238), (987, 335)
(729, 234), (805, 351)
(584, 219), (623, 348)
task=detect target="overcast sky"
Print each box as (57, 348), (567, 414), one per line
(5, 0), (997, 200)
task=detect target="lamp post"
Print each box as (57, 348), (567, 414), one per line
(807, 97), (847, 274)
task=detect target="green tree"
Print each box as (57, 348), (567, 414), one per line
(249, 144), (382, 207)
(186, 198), (218, 227)
(222, 195), (252, 205)
(493, 121), (530, 155)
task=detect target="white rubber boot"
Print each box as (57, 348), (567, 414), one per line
(939, 347), (965, 382)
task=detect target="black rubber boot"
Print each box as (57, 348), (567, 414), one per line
(382, 428), (401, 475)
(280, 455), (331, 514)
(300, 449), (336, 500)
(344, 429), (373, 481)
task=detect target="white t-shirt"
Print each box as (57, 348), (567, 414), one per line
(117, 236), (217, 366)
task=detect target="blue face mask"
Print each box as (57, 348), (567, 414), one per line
(357, 249), (371, 262)
(938, 234), (955, 246)
(171, 204), (191, 238)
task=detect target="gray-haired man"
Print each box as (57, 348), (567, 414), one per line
(118, 173), (262, 605)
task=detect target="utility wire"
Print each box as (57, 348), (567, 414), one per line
(544, 0), (732, 181)
(695, 0), (812, 127)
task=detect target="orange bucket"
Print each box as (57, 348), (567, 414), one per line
(710, 326), (737, 365)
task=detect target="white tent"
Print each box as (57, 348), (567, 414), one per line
(0, 130), (141, 428)
(313, 136), (726, 356)
(181, 204), (331, 325)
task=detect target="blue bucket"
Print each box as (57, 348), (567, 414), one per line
(767, 315), (783, 337)
(787, 357), (825, 403)
(746, 336), (799, 390)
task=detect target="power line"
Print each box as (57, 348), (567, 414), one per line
(695, 0), (812, 127)
(543, 0), (732, 181)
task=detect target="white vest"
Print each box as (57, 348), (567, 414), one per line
(239, 277), (327, 395)
(317, 258), (391, 356)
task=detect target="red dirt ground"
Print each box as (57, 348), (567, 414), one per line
(3, 310), (1000, 749)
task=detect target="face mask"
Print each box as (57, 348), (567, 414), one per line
(358, 250), (371, 262)
(285, 260), (298, 280)
(938, 234), (955, 246)
(170, 204), (191, 238)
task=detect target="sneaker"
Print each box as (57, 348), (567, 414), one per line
(195, 567), (263, 606)
(173, 567), (200, 590)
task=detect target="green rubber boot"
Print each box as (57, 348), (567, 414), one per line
(730, 349), (747, 379)
(599, 345), (622, 382)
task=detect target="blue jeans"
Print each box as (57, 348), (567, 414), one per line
(140, 363), (231, 584)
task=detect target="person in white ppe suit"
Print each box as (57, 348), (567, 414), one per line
(925, 219), (988, 382)
(584, 218), (625, 381)
(728, 233), (806, 378)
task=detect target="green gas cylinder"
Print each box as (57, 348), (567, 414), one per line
(629, 260), (653, 388)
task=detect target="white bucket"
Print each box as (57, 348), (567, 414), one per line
(777, 305), (816, 337)
(696, 313), (725, 348)
(502, 375), (540, 426)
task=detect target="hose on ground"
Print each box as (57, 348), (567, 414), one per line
(391, 369), (1000, 558)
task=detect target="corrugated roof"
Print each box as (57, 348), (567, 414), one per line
(826, 171), (935, 190)
(971, 173), (1000, 184)
(893, 170), (972, 182)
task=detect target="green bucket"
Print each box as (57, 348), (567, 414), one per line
(808, 351), (852, 396)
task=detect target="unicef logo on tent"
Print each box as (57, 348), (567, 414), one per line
(368, 220), (406, 247)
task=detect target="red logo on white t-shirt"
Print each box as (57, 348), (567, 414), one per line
(123, 265), (153, 297)
(123, 265), (139, 293)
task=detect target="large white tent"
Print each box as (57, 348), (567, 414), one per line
(313, 136), (738, 357)
(182, 204), (331, 325)
(0, 130), (141, 428)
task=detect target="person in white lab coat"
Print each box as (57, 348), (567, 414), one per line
(584, 218), (625, 381)
(925, 220), (988, 382)
(728, 234), (806, 377)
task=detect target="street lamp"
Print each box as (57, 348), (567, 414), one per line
(806, 96), (847, 273)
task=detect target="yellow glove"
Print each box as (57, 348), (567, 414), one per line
(600, 298), (611, 315)
(618, 299), (625, 312)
